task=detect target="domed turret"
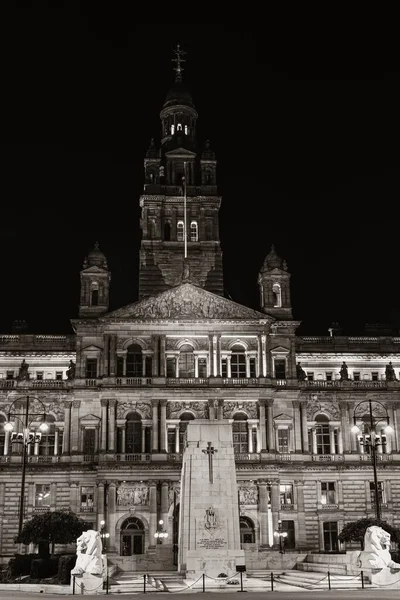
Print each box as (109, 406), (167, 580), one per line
(258, 245), (292, 320)
(163, 80), (195, 109)
(84, 242), (108, 269)
(79, 242), (111, 318)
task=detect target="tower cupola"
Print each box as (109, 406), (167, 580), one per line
(258, 245), (293, 319)
(79, 242), (111, 318)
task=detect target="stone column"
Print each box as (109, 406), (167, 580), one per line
(109, 336), (116, 376)
(50, 482), (57, 510)
(108, 400), (116, 452)
(339, 402), (351, 453)
(100, 399), (108, 452)
(300, 401), (308, 453)
(70, 400), (81, 454)
(160, 336), (166, 376)
(3, 429), (10, 455)
(258, 399), (267, 451)
(97, 482), (105, 529)
(258, 480), (269, 546)
(266, 399), (274, 451)
(208, 399), (216, 420)
(175, 425), (180, 453)
(108, 482), (117, 551)
(212, 335), (218, 376)
(152, 399), (159, 452)
(149, 481), (157, 545)
(103, 334), (109, 377)
(295, 480), (307, 549)
(62, 401), (72, 455)
(160, 400), (167, 452)
(293, 401), (302, 452)
(161, 481), (169, 534)
(329, 427), (336, 454)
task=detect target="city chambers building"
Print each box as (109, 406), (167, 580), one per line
(1, 55), (400, 571)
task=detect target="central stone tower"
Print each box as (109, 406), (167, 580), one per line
(139, 45), (224, 299)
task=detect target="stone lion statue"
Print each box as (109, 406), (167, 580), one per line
(71, 529), (103, 577)
(361, 526), (400, 569)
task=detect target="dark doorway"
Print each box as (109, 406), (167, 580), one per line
(120, 517), (144, 556)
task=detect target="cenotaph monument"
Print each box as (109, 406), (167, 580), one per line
(178, 419), (245, 579)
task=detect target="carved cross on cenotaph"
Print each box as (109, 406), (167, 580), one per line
(202, 441), (218, 484)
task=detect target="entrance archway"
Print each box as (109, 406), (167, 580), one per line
(120, 517), (145, 556)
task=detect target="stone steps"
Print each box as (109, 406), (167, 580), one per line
(275, 569), (371, 590)
(109, 570), (186, 594)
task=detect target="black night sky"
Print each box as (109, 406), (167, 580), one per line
(0, 8), (399, 335)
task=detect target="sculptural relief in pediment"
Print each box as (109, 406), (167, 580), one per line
(104, 284), (267, 321)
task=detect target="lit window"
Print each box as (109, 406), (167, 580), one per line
(280, 484), (293, 505)
(177, 123), (182, 131)
(35, 484), (51, 507)
(370, 481), (385, 504)
(171, 124), (175, 134)
(177, 221), (184, 242)
(185, 125), (188, 134)
(190, 221), (198, 242)
(321, 482), (336, 505)
(272, 283), (282, 307)
(81, 486), (94, 512)
(278, 429), (289, 453)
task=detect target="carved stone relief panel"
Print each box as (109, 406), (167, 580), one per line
(116, 483), (149, 507)
(223, 401), (258, 419)
(117, 401), (151, 419)
(238, 483), (259, 505)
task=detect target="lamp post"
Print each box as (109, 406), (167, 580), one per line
(351, 399), (393, 522)
(100, 520), (110, 553)
(154, 519), (169, 544)
(274, 519), (287, 554)
(4, 395), (49, 537)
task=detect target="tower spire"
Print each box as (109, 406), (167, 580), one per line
(172, 43), (186, 82)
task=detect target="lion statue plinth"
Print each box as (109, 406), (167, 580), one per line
(360, 526), (400, 588)
(71, 529), (103, 577)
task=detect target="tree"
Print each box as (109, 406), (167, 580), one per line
(15, 510), (90, 556)
(338, 518), (400, 550)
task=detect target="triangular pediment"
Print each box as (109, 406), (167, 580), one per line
(102, 284), (269, 321)
(165, 147), (196, 158)
(81, 265), (108, 274)
(271, 346), (290, 354)
(80, 413), (100, 423)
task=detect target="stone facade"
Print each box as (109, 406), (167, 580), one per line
(1, 59), (400, 571)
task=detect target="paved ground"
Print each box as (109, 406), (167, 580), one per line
(1, 590), (400, 599)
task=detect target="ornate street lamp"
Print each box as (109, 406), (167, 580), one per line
(100, 520), (110, 552)
(274, 519), (287, 554)
(351, 399), (393, 522)
(4, 395), (49, 537)
(154, 519), (169, 543)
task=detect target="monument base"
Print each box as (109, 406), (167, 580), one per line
(362, 567), (400, 588)
(71, 572), (104, 595)
(185, 549), (245, 580)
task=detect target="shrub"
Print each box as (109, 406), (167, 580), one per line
(30, 556), (59, 579)
(58, 554), (77, 584)
(8, 553), (36, 577)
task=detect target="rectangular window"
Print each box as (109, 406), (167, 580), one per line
(353, 372), (360, 381)
(83, 428), (96, 455)
(80, 486), (94, 512)
(6, 371), (14, 380)
(35, 484), (51, 507)
(36, 371), (44, 380)
(145, 356), (152, 377)
(198, 358), (207, 378)
(167, 429), (176, 454)
(321, 482), (336, 505)
(371, 372), (379, 381)
(221, 358), (227, 378)
(278, 429), (289, 453)
(249, 357), (257, 378)
(307, 372), (314, 381)
(166, 358), (175, 378)
(370, 481), (385, 504)
(325, 372), (332, 381)
(279, 484), (293, 505)
(274, 359), (286, 379)
(55, 371), (63, 381)
(85, 358), (97, 378)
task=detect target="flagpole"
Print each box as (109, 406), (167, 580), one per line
(183, 161), (187, 259)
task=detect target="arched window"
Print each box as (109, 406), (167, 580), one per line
(231, 345), (246, 378)
(190, 221), (198, 242)
(233, 412), (248, 453)
(179, 412), (194, 453)
(177, 221), (184, 242)
(126, 412), (142, 454)
(171, 124), (175, 135)
(164, 222), (171, 241)
(272, 283), (282, 308)
(126, 344), (143, 377)
(240, 516), (255, 544)
(121, 516), (144, 556)
(0, 415), (6, 456)
(39, 414), (56, 456)
(91, 282), (99, 306)
(148, 219), (156, 239)
(309, 414), (336, 454)
(178, 344), (195, 378)
(184, 125), (189, 135)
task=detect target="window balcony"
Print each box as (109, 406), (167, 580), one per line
(115, 453), (151, 462)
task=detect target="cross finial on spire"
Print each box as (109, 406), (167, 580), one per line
(172, 43), (187, 81)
